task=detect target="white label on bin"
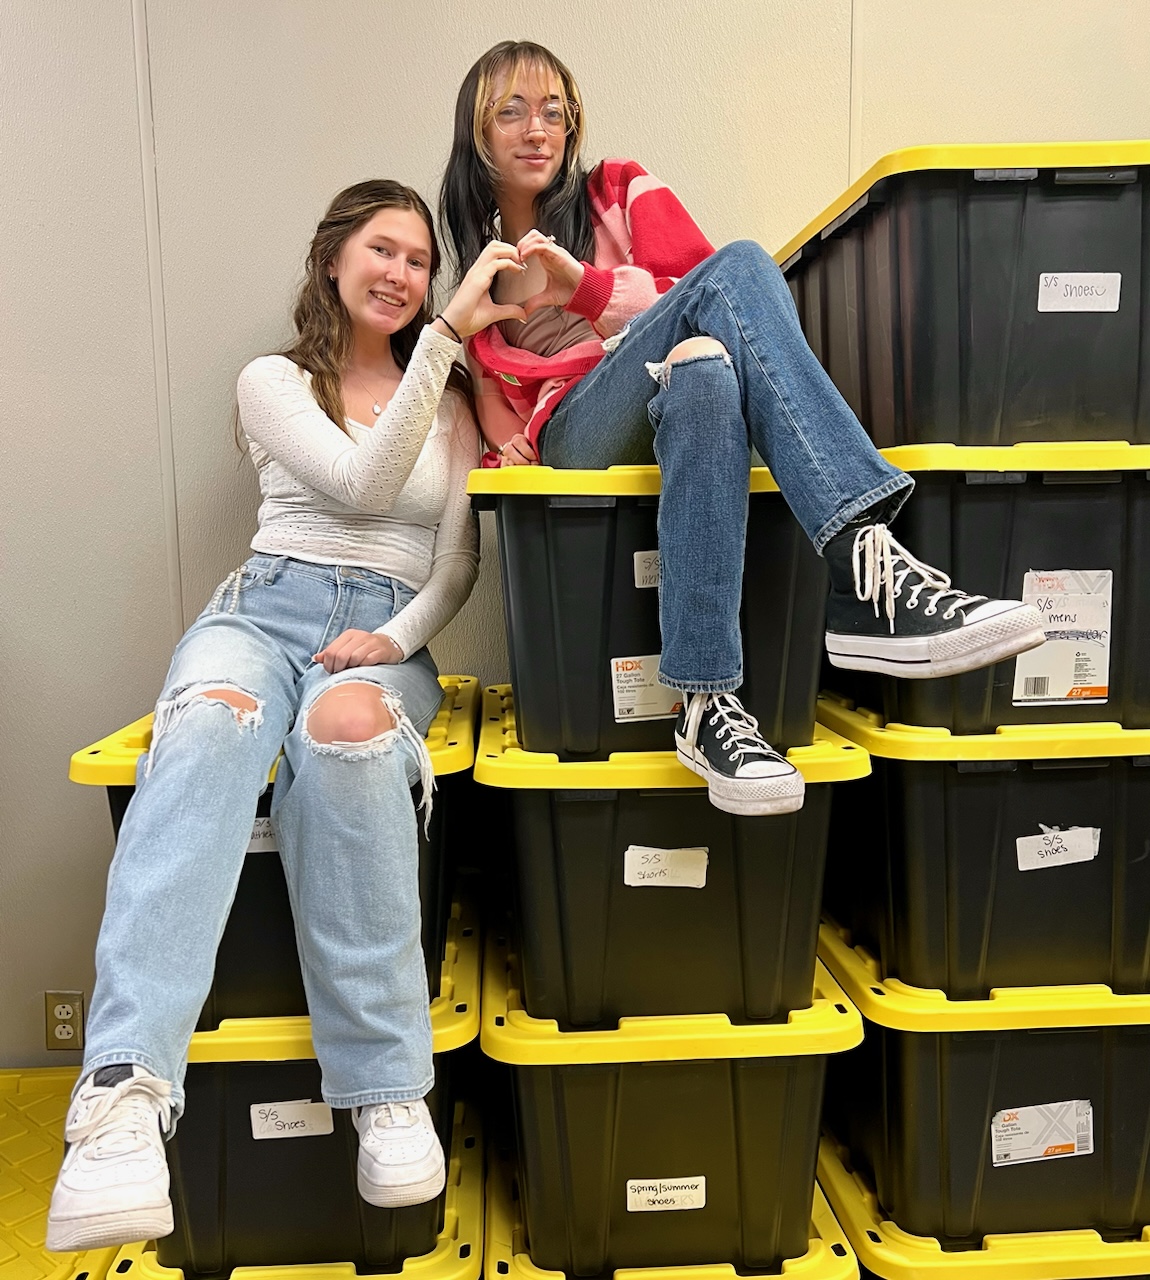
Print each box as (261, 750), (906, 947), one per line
(626, 1177), (706, 1212)
(1012, 570), (1112, 705)
(246, 816), (277, 853)
(250, 1100), (333, 1140)
(1016, 825), (1100, 872)
(610, 655), (682, 722)
(624, 845), (708, 888)
(634, 550), (661, 589)
(991, 1100), (1093, 1166)
(1037, 273), (1121, 312)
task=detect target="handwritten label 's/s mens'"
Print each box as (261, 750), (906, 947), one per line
(991, 1100), (1093, 1166)
(623, 845), (708, 888)
(1016, 825), (1100, 872)
(1037, 273), (1121, 312)
(250, 1100), (334, 1140)
(610, 655), (682, 723)
(1012, 569), (1112, 705)
(634, 550), (660, 589)
(626, 1177), (706, 1212)
(247, 816), (277, 853)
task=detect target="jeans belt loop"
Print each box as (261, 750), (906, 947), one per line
(264, 555), (286, 585)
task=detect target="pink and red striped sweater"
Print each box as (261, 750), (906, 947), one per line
(467, 158), (714, 466)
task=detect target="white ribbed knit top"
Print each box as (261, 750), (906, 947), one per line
(236, 327), (479, 657)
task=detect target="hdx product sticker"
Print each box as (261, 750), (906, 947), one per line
(610, 655), (682, 722)
(991, 1100), (1093, 1166)
(626, 1176), (706, 1211)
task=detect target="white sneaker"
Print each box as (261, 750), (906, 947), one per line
(46, 1065), (174, 1253)
(352, 1099), (445, 1208)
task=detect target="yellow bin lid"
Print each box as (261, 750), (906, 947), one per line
(477, 685), (870, 789)
(485, 1149), (859, 1280)
(881, 441), (1150, 472)
(468, 465), (781, 495)
(818, 1130), (1150, 1280)
(109, 1100), (484, 1280)
(69, 675), (479, 786)
(187, 898), (479, 1062)
(482, 931), (862, 1066)
(776, 140), (1150, 266)
(819, 920), (1150, 1033)
(816, 693), (1150, 762)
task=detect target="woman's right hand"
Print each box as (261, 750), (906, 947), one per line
(439, 241), (528, 339)
(497, 433), (538, 467)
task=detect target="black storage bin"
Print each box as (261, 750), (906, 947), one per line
(820, 922), (1150, 1248)
(70, 677), (480, 1028)
(481, 934), (862, 1277)
(152, 905), (479, 1277)
(777, 142), (1150, 447)
(826, 446), (1150, 733)
(469, 468), (827, 760)
(819, 1128), (1150, 1280)
(476, 686), (869, 1028)
(819, 698), (1150, 998)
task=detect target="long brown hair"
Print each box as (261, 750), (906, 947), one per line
(440, 41), (595, 282)
(279, 180), (469, 434)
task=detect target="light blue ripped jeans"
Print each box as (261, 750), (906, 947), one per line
(81, 554), (444, 1119)
(541, 240), (914, 694)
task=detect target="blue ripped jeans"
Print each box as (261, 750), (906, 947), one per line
(540, 240), (913, 693)
(81, 554), (444, 1118)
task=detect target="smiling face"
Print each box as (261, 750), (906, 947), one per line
(482, 65), (569, 206)
(329, 207), (433, 341)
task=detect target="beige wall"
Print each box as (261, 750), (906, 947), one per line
(3, 0), (1148, 1065)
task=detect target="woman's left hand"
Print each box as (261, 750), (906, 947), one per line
(516, 230), (585, 314)
(314, 629), (404, 673)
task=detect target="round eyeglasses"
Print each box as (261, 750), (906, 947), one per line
(488, 98), (577, 137)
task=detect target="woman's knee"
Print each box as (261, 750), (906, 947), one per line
(664, 336), (729, 365)
(305, 682), (396, 746)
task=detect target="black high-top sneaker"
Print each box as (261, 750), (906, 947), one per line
(674, 691), (805, 816)
(823, 523), (1045, 679)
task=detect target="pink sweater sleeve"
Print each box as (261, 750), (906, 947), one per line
(565, 159), (715, 337)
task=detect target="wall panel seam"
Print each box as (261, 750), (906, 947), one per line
(132, 0), (185, 642)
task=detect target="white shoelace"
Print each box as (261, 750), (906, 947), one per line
(851, 524), (987, 634)
(362, 1101), (423, 1136)
(66, 1074), (172, 1160)
(685, 693), (780, 765)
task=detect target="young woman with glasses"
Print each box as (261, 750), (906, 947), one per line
(440, 39), (1045, 818)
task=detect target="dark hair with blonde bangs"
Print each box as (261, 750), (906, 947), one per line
(440, 41), (595, 281)
(277, 180), (469, 436)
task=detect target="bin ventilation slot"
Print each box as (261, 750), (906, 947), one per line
(1041, 472), (1121, 486)
(1055, 168), (1138, 184)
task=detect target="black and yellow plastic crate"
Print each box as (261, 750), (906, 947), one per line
(819, 696), (1150, 998)
(482, 932), (861, 1276)
(822, 444), (1150, 734)
(819, 1130), (1150, 1280)
(477, 684), (869, 1027)
(484, 1146), (860, 1280)
(777, 142), (1150, 448)
(151, 903), (478, 1277)
(70, 677), (479, 1026)
(468, 467), (827, 760)
(0, 1068), (119, 1280)
(820, 921), (1150, 1249)
(108, 1099), (483, 1280)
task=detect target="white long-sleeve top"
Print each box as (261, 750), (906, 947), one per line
(236, 326), (480, 658)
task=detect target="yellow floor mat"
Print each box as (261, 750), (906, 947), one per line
(0, 1068), (115, 1280)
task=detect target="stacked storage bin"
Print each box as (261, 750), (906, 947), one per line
(465, 436), (872, 1276)
(66, 677), (483, 1279)
(777, 140), (1150, 1278)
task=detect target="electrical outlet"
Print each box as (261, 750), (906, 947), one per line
(45, 991), (84, 1050)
